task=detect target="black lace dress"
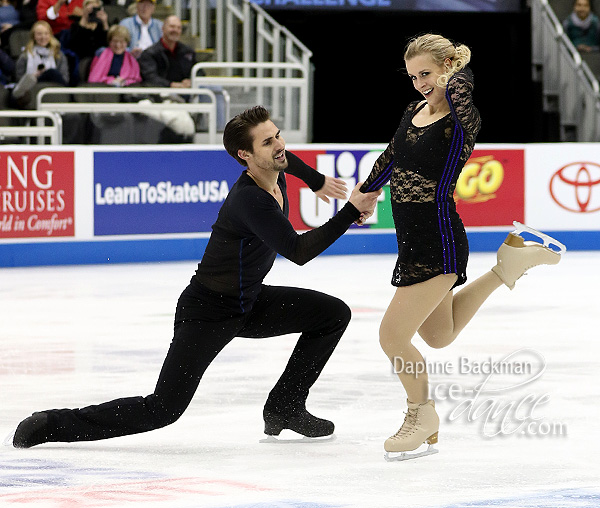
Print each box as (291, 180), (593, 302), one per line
(361, 68), (481, 288)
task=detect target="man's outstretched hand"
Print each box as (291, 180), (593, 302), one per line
(315, 176), (348, 203)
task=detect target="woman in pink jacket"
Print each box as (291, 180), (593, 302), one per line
(88, 24), (141, 86)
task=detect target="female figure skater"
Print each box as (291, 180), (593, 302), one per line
(359, 33), (564, 460)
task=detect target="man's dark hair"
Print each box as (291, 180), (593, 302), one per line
(223, 106), (271, 167)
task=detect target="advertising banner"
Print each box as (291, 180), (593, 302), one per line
(0, 151), (75, 239)
(287, 148), (391, 231)
(1, 143), (597, 269)
(93, 150), (241, 236)
(454, 149), (525, 227)
(525, 144), (600, 230)
(288, 147), (525, 231)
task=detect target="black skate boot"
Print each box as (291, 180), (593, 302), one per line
(263, 407), (334, 438)
(13, 412), (49, 448)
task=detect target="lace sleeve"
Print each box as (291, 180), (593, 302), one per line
(446, 67), (481, 136)
(360, 142), (394, 193)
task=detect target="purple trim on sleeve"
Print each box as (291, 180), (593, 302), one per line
(436, 87), (465, 273)
(363, 160), (394, 192)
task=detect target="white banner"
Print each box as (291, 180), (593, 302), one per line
(525, 144), (600, 231)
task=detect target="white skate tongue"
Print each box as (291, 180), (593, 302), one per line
(512, 221), (567, 254)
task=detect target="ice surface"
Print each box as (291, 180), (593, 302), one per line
(1, 252), (599, 508)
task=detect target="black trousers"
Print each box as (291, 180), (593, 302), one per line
(46, 283), (351, 443)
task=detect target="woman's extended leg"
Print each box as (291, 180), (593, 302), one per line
(418, 224), (566, 350)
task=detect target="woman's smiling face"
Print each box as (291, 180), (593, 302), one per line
(109, 36), (127, 55)
(33, 24), (51, 47)
(405, 53), (448, 107)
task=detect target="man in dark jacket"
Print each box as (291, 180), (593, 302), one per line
(138, 15), (200, 87)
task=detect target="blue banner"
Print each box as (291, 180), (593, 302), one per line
(93, 151), (241, 236)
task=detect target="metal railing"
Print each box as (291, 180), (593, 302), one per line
(165, 0), (312, 67)
(36, 87), (219, 144)
(191, 61), (309, 142)
(164, 0), (314, 139)
(0, 111), (63, 145)
(531, 0), (600, 141)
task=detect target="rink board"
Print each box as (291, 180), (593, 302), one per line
(1, 143), (598, 267)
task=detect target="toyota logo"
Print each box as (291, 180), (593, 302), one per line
(549, 162), (600, 213)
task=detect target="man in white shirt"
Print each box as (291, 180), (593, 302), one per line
(119, 0), (163, 58)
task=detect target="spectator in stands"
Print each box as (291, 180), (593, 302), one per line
(0, 0), (36, 51)
(0, 0), (20, 34)
(36, 0), (83, 35)
(15, 0), (37, 29)
(12, 20), (68, 106)
(119, 0), (161, 58)
(563, 0), (600, 53)
(88, 24), (140, 85)
(67, 0), (108, 60)
(138, 14), (196, 88)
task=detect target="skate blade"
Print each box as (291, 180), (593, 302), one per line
(384, 444), (438, 462)
(3, 430), (15, 448)
(512, 221), (566, 254)
(260, 434), (336, 444)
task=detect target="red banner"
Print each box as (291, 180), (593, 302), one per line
(286, 150), (325, 230)
(0, 151), (75, 238)
(455, 149), (525, 227)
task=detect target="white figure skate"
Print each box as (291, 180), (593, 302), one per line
(492, 221), (566, 290)
(384, 399), (440, 462)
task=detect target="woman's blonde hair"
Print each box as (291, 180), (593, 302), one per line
(404, 33), (471, 87)
(26, 20), (62, 58)
(108, 24), (131, 44)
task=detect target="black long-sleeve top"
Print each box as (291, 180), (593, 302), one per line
(194, 151), (360, 314)
(360, 68), (481, 200)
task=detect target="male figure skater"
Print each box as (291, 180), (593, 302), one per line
(12, 106), (382, 448)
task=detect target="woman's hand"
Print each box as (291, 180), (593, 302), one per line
(348, 182), (382, 222)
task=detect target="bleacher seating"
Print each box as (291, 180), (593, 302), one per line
(0, 0), (314, 145)
(7, 28), (29, 60)
(103, 4), (129, 25)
